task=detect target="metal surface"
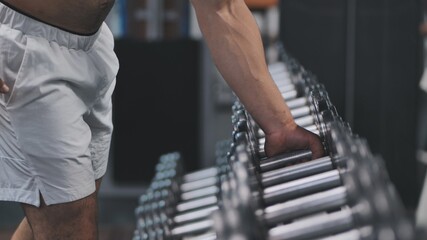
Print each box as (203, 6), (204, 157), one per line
(263, 170), (342, 205)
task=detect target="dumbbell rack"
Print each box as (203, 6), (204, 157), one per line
(131, 48), (423, 240)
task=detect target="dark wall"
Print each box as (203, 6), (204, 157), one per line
(280, 0), (423, 208)
(112, 39), (201, 184)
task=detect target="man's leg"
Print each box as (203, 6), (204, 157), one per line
(11, 218), (33, 240)
(12, 179), (102, 240)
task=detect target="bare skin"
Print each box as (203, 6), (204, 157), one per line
(10, 218), (32, 240)
(2, 0), (115, 35)
(11, 179), (102, 240)
(191, 0), (325, 158)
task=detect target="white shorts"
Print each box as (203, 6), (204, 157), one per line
(0, 2), (119, 206)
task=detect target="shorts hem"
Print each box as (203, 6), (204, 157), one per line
(0, 188), (40, 207)
(94, 162), (108, 180)
(0, 182), (98, 206)
(41, 181), (97, 206)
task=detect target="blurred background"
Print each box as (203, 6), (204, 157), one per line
(1, 0), (427, 238)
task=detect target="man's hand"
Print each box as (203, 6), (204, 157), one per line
(264, 123), (325, 160)
(0, 78), (9, 93)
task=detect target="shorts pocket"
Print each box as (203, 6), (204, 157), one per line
(5, 35), (33, 106)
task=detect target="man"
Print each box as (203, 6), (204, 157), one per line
(0, 0), (324, 239)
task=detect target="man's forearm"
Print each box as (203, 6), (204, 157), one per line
(191, 0), (295, 134)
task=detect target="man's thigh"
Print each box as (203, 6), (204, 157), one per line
(21, 178), (103, 240)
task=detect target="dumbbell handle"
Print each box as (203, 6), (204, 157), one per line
(264, 187), (347, 226)
(182, 231), (217, 240)
(171, 219), (214, 238)
(176, 195), (218, 213)
(261, 156), (333, 188)
(286, 97), (308, 109)
(259, 149), (312, 172)
(295, 115), (314, 127)
(313, 229), (361, 240)
(290, 106), (311, 119)
(268, 208), (354, 240)
(268, 62), (287, 74)
(145, 156), (334, 217)
(173, 188), (349, 239)
(174, 205), (219, 224)
(277, 82), (295, 91)
(180, 185), (219, 201)
(144, 150), (318, 206)
(273, 73), (291, 84)
(180, 177), (218, 192)
(282, 89), (298, 101)
(263, 170), (342, 206)
(183, 167), (219, 182)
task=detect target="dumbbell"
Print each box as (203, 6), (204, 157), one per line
(136, 173), (232, 239)
(202, 152), (346, 239)
(304, 124), (416, 239)
(267, 66), (316, 102)
(135, 183), (223, 239)
(138, 141), (337, 239)
(140, 104), (374, 238)
(150, 152), (184, 182)
(212, 159), (346, 239)
(145, 142), (232, 203)
(214, 134), (413, 240)
(150, 124), (403, 238)
(267, 161), (414, 240)
(139, 162), (229, 213)
(230, 134), (341, 206)
(138, 143), (324, 235)
(134, 151), (227, 211)
(134, 155), (235, 238)
(135, 52), (416, 240)
(141, 134), (320, 213)
(167, 144), (341, 238)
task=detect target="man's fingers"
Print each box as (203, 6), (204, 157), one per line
(0, 79), (10, 93)
(309, 136), (326, 159)
(311, 145), (325, 159)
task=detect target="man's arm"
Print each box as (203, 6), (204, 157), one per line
(191, 0), (324, 158)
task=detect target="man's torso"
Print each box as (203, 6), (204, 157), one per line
(2, 0), (115, 34)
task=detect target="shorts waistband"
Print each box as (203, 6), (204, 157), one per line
(0, 1), (101, 51)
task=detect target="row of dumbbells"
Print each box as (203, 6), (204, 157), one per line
(132, 55), (419, 239)
(221, 122), (418, 240)
(224, 53), (422, 240)
(130, 57), (332, 240)
(221, 57), (419, 239)
(132, 126), (418, 240)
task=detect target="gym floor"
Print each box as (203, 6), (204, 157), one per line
(0, 196), (137, 240)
